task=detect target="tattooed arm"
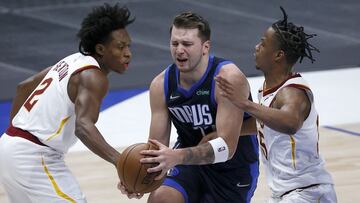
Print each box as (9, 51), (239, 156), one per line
(178, 64), (248, 164)
(142, 64), (249, 178)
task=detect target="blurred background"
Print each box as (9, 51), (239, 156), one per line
(0, 0), (359, 100)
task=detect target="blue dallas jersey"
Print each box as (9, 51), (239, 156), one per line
(164, 55), (259, 169)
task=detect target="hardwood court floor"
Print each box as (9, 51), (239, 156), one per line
(1, 124), (359, 203)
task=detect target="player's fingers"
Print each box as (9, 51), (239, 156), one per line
(146, 163), (163, 173)
(127, 194), (137, 199)
(140, 149), (159, 156)
(135, 193), (144, 199)
(154, 170), (167, 180)
(118, 182), (126, 192)
(216, 75), (231, 85)
(218, 84), (233, 97)
(214, 76), (228, 86)
(215, 76), (234, 92)
(148, 139), (165, 148)
(140, 156), (154, 163)
(118, 182), (141, 199)
(215, 80), (230, 93)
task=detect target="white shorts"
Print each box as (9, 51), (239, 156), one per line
(267, 184), (337, 203)
(0, 133), (86, 203)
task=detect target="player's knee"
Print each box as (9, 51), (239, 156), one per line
(147, 186), (185, 203)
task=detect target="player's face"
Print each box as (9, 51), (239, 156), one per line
(170, 26), (209, 73)
(101, 29), (132, 74)
(254, 27), (278, 72)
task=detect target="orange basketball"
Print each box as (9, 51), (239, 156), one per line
(117, 143), (165, 193)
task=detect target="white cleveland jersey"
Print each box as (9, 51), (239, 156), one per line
(257, 73), (334, 197)
(12, 53), (100, 153)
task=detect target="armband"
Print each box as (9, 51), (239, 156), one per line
(208, 137), (229, 163)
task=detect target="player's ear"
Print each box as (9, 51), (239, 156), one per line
(275, 50), (285, 62)
(95, 44), (106, 57)
(203, 40), (211, 55)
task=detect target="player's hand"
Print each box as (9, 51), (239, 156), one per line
(140, 139), (179, 180)
(117, 181), (144, 199)
(215, 75), (248, 109)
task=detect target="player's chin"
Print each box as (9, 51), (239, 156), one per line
(115, 67), (128, 74)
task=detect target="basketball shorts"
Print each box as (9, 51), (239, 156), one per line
(163, 162), (259, 203)
(267, 184), (337, 203)
(0, 133), (86, 203)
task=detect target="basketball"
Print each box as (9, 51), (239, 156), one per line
(117, 142), (165, 193)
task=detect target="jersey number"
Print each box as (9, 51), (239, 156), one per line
(24, 78), (53, 112)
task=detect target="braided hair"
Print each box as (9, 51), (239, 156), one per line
(272, 7), (319, 64)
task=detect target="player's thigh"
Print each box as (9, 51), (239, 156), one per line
(280, 184), (337, 203)
(318, 184), (337, 203)
(31, 147), (86, 202)
(148, 165), (202, 203)
(201, 164), (258, 203)
(148, 185), (184, 203)
(0, 135), (85, 202)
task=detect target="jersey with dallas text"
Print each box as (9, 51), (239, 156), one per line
(12, 53), (100, 153)
(257, 73), (334, 197)
(164, 55), (259, 169)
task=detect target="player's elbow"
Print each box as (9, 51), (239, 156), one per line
(74, 120), (89, 140)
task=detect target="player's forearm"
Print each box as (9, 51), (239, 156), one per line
(244, 101), (300, 134)
(177, 143), (215, 165)
(75, 122), (120, 166)
(240, 117), (257, 135)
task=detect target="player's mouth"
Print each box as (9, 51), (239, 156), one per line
(176, 58), (188, 65)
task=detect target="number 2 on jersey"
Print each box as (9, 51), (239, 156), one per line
(24, 78), (53, 112)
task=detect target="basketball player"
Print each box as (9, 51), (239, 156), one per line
(0, 4), (134, 202)
(132, 12), (259, 203)
(215, 7), (337, 203)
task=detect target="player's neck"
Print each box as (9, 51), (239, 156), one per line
(93, 55), (110, 75)
(264, 66), (293, 90)
(179, 55), (209, 89)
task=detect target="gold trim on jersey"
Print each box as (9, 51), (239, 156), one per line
(290, 135), (296, 169)
(46, 116), (70, 141)
(41, 157), (76, 203)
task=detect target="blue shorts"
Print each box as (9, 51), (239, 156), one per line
(164, 162), (259, 203)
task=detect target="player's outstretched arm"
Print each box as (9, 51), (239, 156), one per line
(215, 75), (310, 134)
(10, 66), (52, 121)
(71, 68), (121, 166)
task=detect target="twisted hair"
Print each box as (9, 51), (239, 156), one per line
(170, 11), (211, 42)
(272, 7), (319, 64)
(77, 3), (135, 55)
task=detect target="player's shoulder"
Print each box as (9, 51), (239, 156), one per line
(150, 70), (166, 92)
(70, 60), (108, 92)
(61, 52), (100, 69)
(217, 62), (247, 82)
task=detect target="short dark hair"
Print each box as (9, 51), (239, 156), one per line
(170, 11), (211, 42)
(272, 7), (319, 64)
(77, 3), (135, 55)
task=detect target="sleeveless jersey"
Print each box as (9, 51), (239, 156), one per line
(12, 53), (100, 153)
(164, 55), (258, 168)
(257, 73), (334, 197)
